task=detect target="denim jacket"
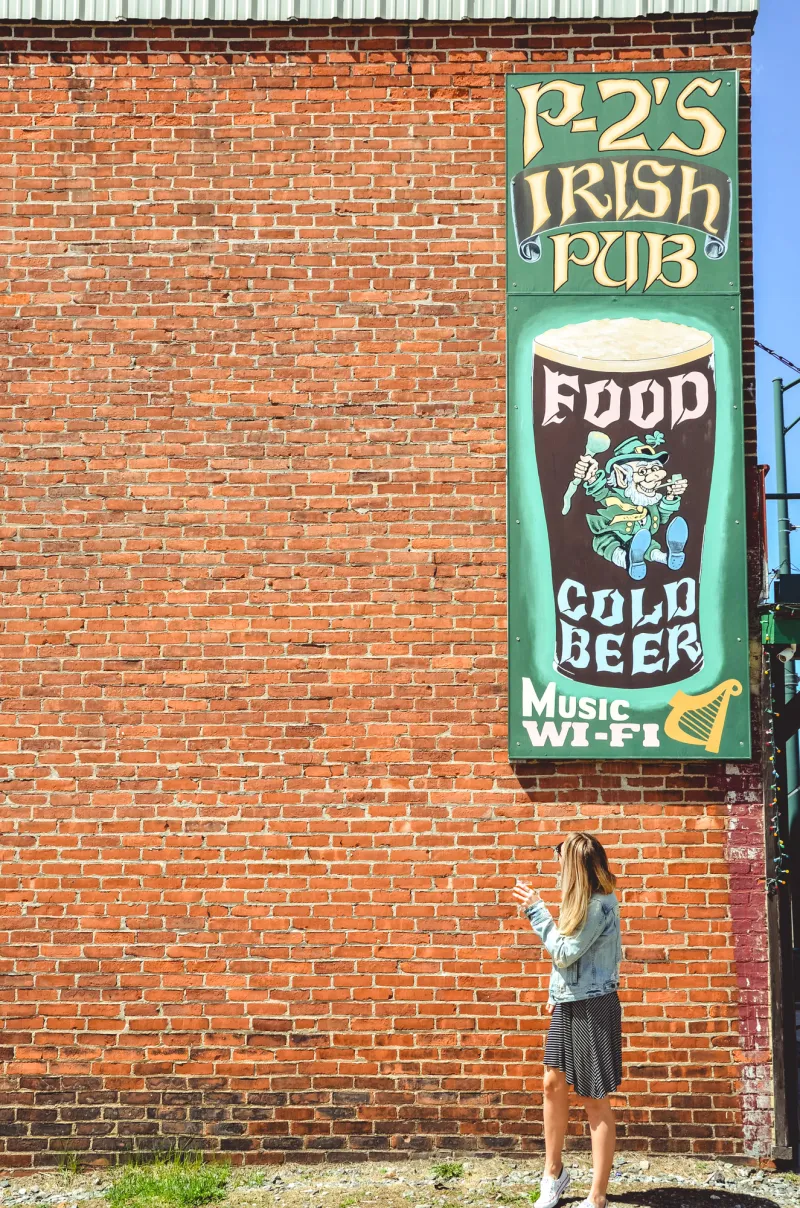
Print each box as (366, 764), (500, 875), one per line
(525, 892), (621, 1004)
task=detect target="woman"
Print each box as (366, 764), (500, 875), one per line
(512, 832), (622, 1208)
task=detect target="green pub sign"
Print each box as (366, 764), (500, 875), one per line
(506, 72), (751, 761)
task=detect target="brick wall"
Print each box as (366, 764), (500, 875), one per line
(0, 13), (767, 1168)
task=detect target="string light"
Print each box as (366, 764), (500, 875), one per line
(765, 649), (790, 894)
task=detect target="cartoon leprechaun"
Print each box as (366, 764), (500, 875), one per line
(571, 430), (689, 581)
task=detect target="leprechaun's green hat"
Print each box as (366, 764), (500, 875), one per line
(606, 430), (669, 469)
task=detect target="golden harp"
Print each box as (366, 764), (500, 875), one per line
(663, 679), (742, 755)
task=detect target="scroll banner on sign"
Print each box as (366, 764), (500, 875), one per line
(511, 156), (733, 265)
(506, 71), (751, 761)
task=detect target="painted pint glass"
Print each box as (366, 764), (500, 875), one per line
(532, 317), (715, 690)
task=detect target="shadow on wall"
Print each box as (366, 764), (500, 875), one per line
(589, 1190), (780, 1207)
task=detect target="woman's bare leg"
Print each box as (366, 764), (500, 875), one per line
(543, 1066), (569, 1178)
(578, 1095), (616, 1207)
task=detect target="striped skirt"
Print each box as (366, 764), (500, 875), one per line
(544, 991), (622, 1100)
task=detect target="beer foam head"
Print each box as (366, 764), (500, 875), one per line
(535, 317), (714, 374)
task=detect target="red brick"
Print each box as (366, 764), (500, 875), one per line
(0, 12), (765, 1168)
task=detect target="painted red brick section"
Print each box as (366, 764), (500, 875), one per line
(0, 14), (768, 1167)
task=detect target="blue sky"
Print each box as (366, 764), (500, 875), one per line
(754, 0), (800, 575)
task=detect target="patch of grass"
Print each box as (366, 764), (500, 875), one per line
(240, 1170), (268, 1189)
(106, 1154), (231, 1208)
(432, 1163), (464, 1183)
(339, 1197), (359, 1208)
(59, 1152), (80, 1176)
(528, 1192), (540, 1206)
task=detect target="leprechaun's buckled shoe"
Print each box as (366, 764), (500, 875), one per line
(665, 515), (688, 571)
(627, 526), (651, 581)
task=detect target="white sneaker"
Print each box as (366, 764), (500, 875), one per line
(537, 1167), (570, 1208)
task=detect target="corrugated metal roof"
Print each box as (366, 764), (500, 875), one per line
(0, 0), (759, 21)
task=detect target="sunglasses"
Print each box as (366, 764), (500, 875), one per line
(554, 843), (563, 859)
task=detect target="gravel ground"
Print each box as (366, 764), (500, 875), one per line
(2, 1156), (800, 1208)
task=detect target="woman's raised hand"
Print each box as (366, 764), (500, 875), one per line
(512, 879), (541, 910)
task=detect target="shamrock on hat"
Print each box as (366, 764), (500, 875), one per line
(605, 430), (669, 470)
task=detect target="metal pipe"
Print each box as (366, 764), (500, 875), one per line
(775, 380), (792, 575)
(774, 378), (800, 946)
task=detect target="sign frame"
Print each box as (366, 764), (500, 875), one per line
(505, 71), (751, 762)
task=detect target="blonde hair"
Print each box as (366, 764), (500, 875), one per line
(559, 832), (616, 936)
